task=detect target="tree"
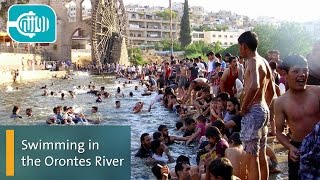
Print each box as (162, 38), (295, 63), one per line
(179, 0), (192, 48)
(220, 44), (240, 56)
(0, 0), (29, 27)
(127, 48), (147, 65)
(252, 22), (313, 58)
(184, 41), (224, 57)
(159, 39), (182, 51)
(155, 9), (177, 20)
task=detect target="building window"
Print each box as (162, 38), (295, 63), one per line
(224, 35), (227, 38)
(218, 35), (222, 38)
(137, 34), (141, 37)
(230, 42), (233, 45)
(224, 42), (228, 45)
(230, 35), (233, 38)
(199, 34), (204, 38)
(213, 35), (216, 37)
(192, 34), (198, 38)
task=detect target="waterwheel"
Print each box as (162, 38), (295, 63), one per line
(91, 0), (127, 66)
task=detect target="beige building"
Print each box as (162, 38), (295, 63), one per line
(127, 11), (180, 46)
(192, 29), (245, 48)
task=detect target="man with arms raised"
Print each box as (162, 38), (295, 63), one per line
(238, 31), (276, 180)
(274, 55), (320, 180)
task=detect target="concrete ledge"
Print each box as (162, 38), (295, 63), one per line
(0, 70), (67, 84)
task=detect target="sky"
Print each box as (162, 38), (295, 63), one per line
(122, 0), (320, 22)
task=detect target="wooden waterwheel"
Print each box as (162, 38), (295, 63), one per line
(91, 0), (127, 66)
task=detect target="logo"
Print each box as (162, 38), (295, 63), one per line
(7, 4), (56, 43)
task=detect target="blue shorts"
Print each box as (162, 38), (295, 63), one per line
(240, 103), (269, 155)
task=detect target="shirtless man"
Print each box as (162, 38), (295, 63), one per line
(178, 61), (189, 98)
(238, 31), (276, 180)
(220, 56), (243, 97)
(274, 54), (320, 180)
(182, 78), (210, 104)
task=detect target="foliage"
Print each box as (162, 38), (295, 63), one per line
(193, 25), (215, 32)
(127, 48), (147, 65)
(214, 24), (229, 31)
(219, 44), (240, 56)
(158, 39), (182, 51)
(179, 0), (192, 48)
(252, 22), (313, 58)
(185, 41), (224, 57)
(0, 0), (29, 27)
(155, 9), (178, 20)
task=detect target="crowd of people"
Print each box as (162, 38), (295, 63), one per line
(133, 32), (320, 180)
(8, 31), (320, 180)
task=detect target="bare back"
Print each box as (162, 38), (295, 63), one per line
(244, 55), (273, 106)
(225, 147), (245, 179)
(275, 86), (320, 142)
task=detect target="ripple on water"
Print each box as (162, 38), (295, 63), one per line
(0, 75), (289, 179)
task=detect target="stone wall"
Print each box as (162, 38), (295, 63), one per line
(0, 53), (43, 72)
(0, 70), (67, 84)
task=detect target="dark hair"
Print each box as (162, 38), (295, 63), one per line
(140, 133), (149, 144)
(229, 132), (242, 145)
(269, 61), (277, 70)
(238, 31), (259, 51)
(153, 132), (162, 140)
(225, 53), (232, 57)
(176, 155), (190, 164)
(12, 105), (19, 113)
(208, 158), (233, 180)
(215, 62), (221, 67)
(207, 51), (215, 57)
(115, 101), (120, 104)
(212, 120), (225, 134)
(185, 118), (195, 126)
(92, 106), (98, 111)
(151, 140), (161, 153)
(217, 92), (230, 101)
(151, 164), (162, 179)
(281, 54), (308, 73)
(129, 92), (133, 97)
(196, 115), (207, 123)
(227, 97), (240, 111)
(205, 126), (222, 139)
(175, 162), (189, 178)
(63, 106), (68, 112)
(215, 53), (222, 59)
(158, 125), (167, 132)
(176, 121), (183, 130)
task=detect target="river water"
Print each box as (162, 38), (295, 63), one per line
(0, 73), (288, 179)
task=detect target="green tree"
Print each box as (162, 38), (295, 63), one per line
(160, 39), (182, 51)
(214, 24), (229, 31)
(127, 48), (147, 65)
(220, 44), (240, 56)
(155, 9), (177, 20)
(0, 0), (29, 24)
(252, 22), (313, 58)
(273, 22), (312, 57)
(179, 0), (192, 48)
(252, 24), (277, 57)
(184, 41), (224, 57)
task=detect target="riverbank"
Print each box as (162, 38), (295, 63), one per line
(0, 70), (67, 84)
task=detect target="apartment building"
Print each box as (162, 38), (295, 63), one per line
(192, 29), (246, 48)
(127, 11), (180, 46)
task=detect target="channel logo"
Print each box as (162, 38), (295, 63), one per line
(7, 4), (56, 43)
